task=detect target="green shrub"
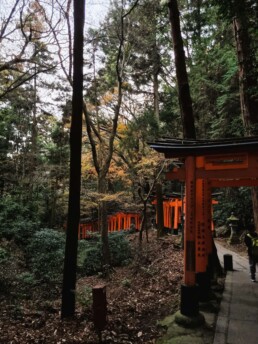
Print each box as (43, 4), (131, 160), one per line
(0, 250), (16, 293)
(0, 197), (39, 245)
(16, 272), (37, 298)
(121, 278), (131, 288)
(0, 247), (9, 263)
(77, 239), (91, 268)
(76, 285), (92, 311)
(82, 242), (102, 276)
(17, 272), (36, 286)
(109, 232), (132, 267)
(10, 219), (39, 246)
(27, 228), (65, 284)
(79, 232), (131, 276)
(213, 187), (253, 228)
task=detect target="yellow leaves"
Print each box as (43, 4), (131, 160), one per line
(100, 191), (127, 202)
(81, 152), (96, 176)
(135, 150), (164, 177)
(97, 84), (130, 106)
(108, 161), (126, 178)
(116, 168), (126, 178)
(101, 91), (114, 104)
(81, 191), (127, 205)
(80, 199), (98, 208)
(117, 122), (127, 131)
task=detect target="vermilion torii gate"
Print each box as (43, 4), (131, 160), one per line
(150, 137), (258, 317)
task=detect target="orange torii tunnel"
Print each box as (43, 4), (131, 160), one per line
(152, 197), (218, 233)
(107, 212), (140, 232)
(152, 197), (183, 231)
(150, 136), (258, 317)
(78, 212), (141, 239)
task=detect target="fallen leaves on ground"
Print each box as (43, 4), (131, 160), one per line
(0, 231), (184, 343)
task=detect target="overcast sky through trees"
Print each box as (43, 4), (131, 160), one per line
(86, 0), (110, 27)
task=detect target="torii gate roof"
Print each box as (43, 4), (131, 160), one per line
(149, 136), (258, 158)
(150, 136), (258, 187)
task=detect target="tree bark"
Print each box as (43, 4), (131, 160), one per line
(152, 12), (160, 124)
(139, 200), (147, 242)
(232, 4), (258, 229)
(233, 16), (258, 135)
(167, 0), (196, 139)
(98, 175), (110, 271)
(156, 182), (165, 237)
(61, 0), (85, 318)
(153, 71), (160, 124)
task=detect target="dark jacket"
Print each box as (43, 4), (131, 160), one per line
(244, 231), (258, 256)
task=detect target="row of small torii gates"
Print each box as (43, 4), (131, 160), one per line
(150, 136), (258, 317)
(78, 197), (217, 240)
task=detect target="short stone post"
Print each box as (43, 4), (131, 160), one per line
(224, 254), (233, 271)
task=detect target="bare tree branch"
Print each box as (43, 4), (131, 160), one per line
(0, 65), (56, 100)
(122, 0), (139, 19)
(0, 0), (21, 42)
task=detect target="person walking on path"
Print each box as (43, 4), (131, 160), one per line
(244, 224), (258, 282)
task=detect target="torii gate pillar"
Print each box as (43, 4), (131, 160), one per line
(180, 156), (212, 316)
(180, 156), (199, 316)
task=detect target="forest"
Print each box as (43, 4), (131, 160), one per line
(1, 0), (258, 343)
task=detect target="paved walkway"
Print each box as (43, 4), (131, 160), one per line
(214, 243), (258, 344)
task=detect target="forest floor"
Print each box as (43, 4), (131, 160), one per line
(0, 231), (247, 344)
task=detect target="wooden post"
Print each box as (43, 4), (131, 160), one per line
(163, 203), (167, 228)
(127, 215), (130, 230)
(174, 198), (179, 229)
(83, 225), (86, 239)
(118, 213), (121, 231)
(92, 284), (107, 341)
(123, 214), (126, 230)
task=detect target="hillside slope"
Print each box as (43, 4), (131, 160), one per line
(0, 231), (184, 343)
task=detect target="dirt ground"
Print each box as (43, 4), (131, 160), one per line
(0, 231), (184, 344)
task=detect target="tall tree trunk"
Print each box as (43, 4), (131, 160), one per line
(156, 181), (165, 237)
(167, 0), (196, 139)
(61, 0), (85, 318)
(233, 17), (258, 134)
(152, 13), (160, 124)
(139, 200), (147, 242)
(98, 175), (110, 271)
(153, 71), (160, 124)
(233, 4), (258, 229)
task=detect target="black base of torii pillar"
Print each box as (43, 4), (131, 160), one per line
(180, 284), (199, 316)
(175, 283), (205, 327)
